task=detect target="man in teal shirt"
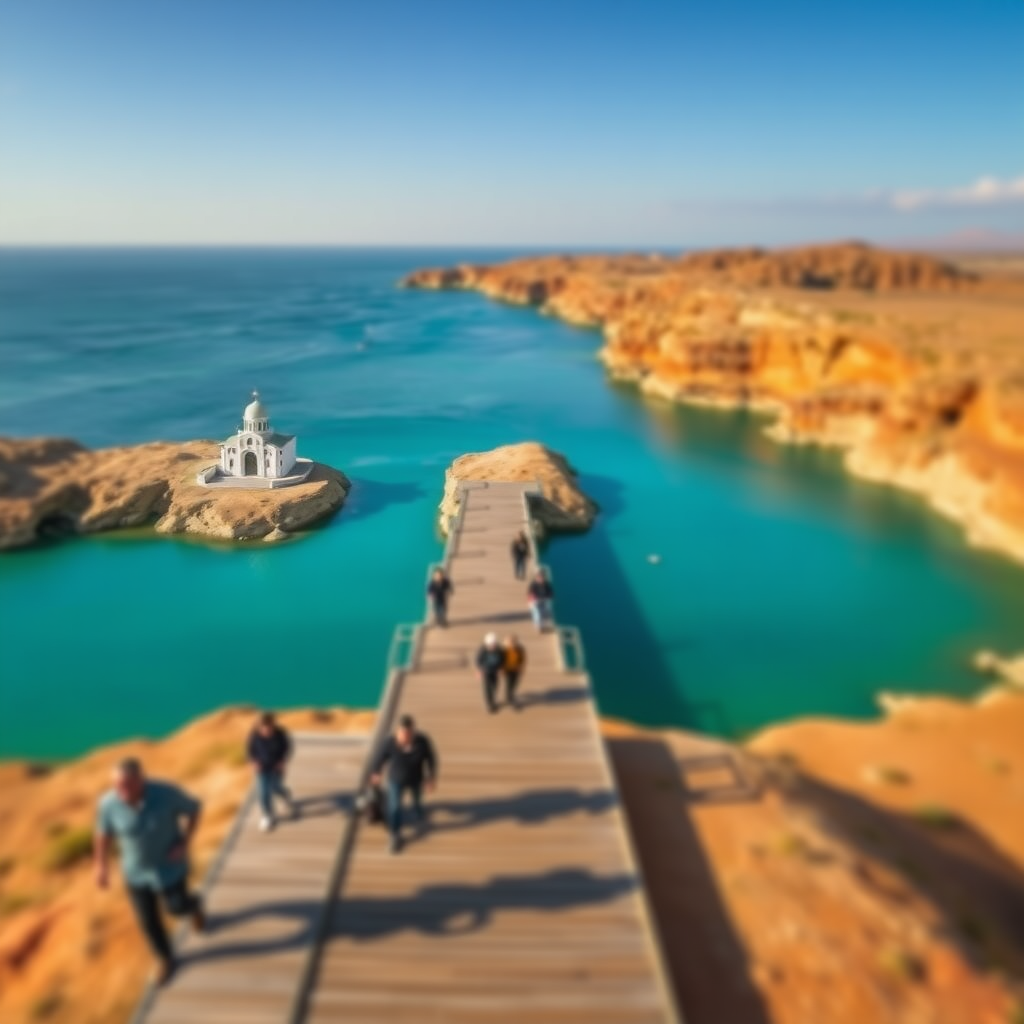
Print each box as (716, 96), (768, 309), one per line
(94, 757), (205, 984)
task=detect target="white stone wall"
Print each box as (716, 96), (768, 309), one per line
(218, 431), (299, 480)
(281, 438), (297, 476)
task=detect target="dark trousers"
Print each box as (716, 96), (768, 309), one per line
(482, 672), (499, 711)
(431, 598), (448, 627)
(127, 878), (198, 962)
(256, 770), (289, 818)
(513, 554), (527, 579)
(504, 669), (521, 706)
(386, 779), (423, 836)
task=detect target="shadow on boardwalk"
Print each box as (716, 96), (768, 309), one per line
(182, 869), (637, 967)
(608, 737), (772, 1024)
(424, 787), (617, 835)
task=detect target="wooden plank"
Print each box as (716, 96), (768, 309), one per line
(132, 479), (679, 1024)
(304, 481), (680, 1024)
(135, 733), (368, 1024)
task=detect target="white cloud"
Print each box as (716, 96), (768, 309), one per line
(890, 174), (1024, 211)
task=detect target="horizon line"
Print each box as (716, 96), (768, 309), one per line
(0, 238), (998, 253)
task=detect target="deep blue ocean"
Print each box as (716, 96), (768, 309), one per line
(1, 247), (1023, 759)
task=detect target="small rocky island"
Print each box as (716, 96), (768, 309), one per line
(0, 395), (350, 549)
(439, 441), (597, 537)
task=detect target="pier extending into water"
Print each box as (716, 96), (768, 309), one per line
(135, 480), (680, 1024)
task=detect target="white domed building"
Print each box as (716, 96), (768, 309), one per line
(197, 392), (314, 489)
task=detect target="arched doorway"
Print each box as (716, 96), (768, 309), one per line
(243, 451), (258, 476)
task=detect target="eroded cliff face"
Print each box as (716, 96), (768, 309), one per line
(0, 439), (350, 549)
(404, 244), (1024, 563)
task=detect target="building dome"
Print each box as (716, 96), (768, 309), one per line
(244, 391), (267, 422)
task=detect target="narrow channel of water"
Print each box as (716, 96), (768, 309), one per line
(1, 247), (1021, 758)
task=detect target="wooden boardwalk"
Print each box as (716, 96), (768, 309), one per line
(134, 733), (368, 1024)
(301, 482), (680, 1023)
(132, 481), (679, 1024)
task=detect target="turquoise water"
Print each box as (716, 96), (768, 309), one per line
(1, 248), (1022, 759)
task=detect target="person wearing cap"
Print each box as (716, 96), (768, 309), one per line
(370, 714), (438, 854)
(94, 758), (205, 986)
(527, 568), (555, 631)
(476, 632), (506, 713)
(502, 634), (527, 709)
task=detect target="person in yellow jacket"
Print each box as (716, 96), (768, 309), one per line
(502, 634), (527, 710)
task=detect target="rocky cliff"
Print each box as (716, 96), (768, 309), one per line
(404, 243), (1024, 563)
(0, 438), (350, 549)
(438, 441), (598, 537)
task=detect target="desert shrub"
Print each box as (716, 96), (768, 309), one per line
(0, 891), (35, 915)
(912, 804), (958, 829)
(43, 826), (94, 871)
(775, 832), (807, 857)
(878, 946), (926, 982)
(30, 991), (63, 1020)
(185, 741), (247, 778)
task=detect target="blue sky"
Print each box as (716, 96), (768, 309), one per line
(0, 0), (1021, 245)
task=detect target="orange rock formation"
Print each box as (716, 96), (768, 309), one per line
(0, 438), (350, 549)
(404, 243), (1024, 563)
(438, 441), (598, 536)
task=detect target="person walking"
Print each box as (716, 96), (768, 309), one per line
(527, 568), (555, 631)
(502, 634), (527, 709)
(510, 531), (530, 580)
(370, 714), (438, 854)
(94, 758), (205, 986)
(426, 567), (454, 627)
(476, 632), (506, 713)
(247, 711), (295, 831)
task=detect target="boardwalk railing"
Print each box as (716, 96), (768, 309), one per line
(286, 659), (408, 1024)
(556, 625), (586, 673)
(132, 474), (682, 1024)
(386, 623), (423, 672)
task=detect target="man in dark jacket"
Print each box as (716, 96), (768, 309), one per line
(370, 714), (438, 854)
(510, 531), (530, 580)
(476, 632), (506, 713)
(426, 567), (454, 627)
(527, 569), (555, 631)
(247, 711), (294, 832)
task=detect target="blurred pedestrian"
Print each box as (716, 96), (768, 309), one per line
(94, 758), (205, 986)
(510, 531), (530, 579)
(370, 714), (438, 854)
(476, 632), (506, 713)
(527, 568), (555, 631)
(247, 711), (295, 831)
(427, 567), (454, 627)
(502, 634), (527, 709)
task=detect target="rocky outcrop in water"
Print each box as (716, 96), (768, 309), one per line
(439, 441), (597, 537)
(404, 243), (1024, 564)
(0, 438), (350, 549)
